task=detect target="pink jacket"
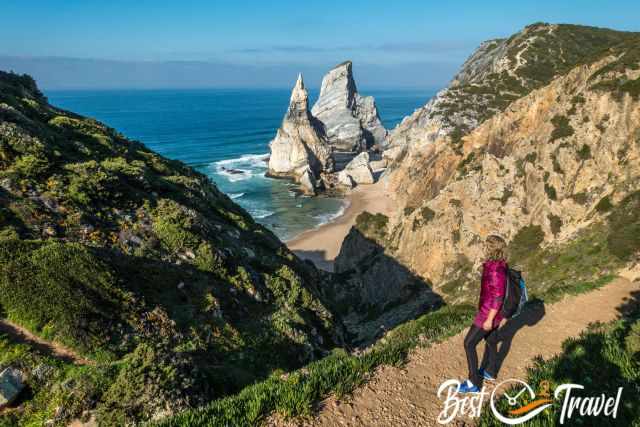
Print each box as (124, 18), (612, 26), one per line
(473, 260), (507, 329)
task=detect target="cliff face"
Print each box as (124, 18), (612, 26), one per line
(0, 71), (341, 423)
(385, 23), (639, 167)
(268, 74), (333, 194)
(312, 61), (387, 152)
(339, 24), (640, 307)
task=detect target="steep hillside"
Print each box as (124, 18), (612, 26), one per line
(0, 71), (342, 425)
(346, 23), (640, 305)
(385, 23), (638, 167)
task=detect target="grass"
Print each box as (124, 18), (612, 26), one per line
(156, 305), (475, 427)
(160, 189), (640, 426)
(0, 70), (340, 425)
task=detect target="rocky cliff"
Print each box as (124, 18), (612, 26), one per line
(268, 63), (387, 194)
(0, 71), (343, 424)
(267, 74), (332, 194)
(312, 61), (387, 152)
(345, 23), (640, 306)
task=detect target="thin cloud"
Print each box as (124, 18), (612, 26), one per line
(230, 41), (475, 55)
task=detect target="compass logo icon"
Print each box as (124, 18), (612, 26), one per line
(490, 379), (553, 424)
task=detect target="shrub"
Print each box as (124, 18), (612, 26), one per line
(595, 195), (613, 213)
(548, 214), (563, 235)
(508, 225), (545, 261)
(152, 199), (200, 254)
(544, 183), (558, 200)
(577, 144), (592, 160)
(355, 211), (389, 242)
(607, 191), (640, 260)
(549, 115), (574, 142)
(0, 240), (126, 359)
(13, 154), (50, 178)
(626, 320), (640, 356)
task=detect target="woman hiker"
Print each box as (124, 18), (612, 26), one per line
(458, 235), (508, 393)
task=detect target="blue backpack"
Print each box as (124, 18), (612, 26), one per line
(500, 267), (528, 318)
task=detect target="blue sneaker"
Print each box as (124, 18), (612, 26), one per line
(457, 380), (480, 393)
(479, 368), (495, 381)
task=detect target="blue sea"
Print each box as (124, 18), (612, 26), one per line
(46, 88), (434, 240)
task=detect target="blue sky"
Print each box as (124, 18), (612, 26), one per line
(1, 0), (639, 88)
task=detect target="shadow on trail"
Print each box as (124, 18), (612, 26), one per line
(481, 299), (546, 377)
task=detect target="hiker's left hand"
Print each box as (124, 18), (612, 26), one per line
(482, 319), (492, 331)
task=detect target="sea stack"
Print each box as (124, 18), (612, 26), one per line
(267, 74), (333, 194)
(311, 61), (387, 152)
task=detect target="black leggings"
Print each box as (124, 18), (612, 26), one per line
(464, 325), (499, 387)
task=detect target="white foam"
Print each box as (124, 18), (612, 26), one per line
(217, 168), (252, 182)
(213, 153), (269, 182)
(312, 200), (351, 227)
(216, 153), (269, 167)
(229, 192), (245, 200)
(250, 209), (275, 219)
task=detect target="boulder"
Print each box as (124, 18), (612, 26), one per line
(311, 61), (387, 152)
(337, 170), (356, 188)
(342, 152), (374, 185)
(299, 167), (317, 195)
(268, 74), (333, 182)
(0, 367), (24, 408)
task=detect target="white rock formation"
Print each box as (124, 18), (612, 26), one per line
(268, 74), (333, 186)
(311, 61), (387, 152)
(299, 166), (317, 195)
(338, 152), (374, 186)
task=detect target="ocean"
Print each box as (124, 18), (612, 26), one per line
(46, 88), (434, 241)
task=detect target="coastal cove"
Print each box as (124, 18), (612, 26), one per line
(47, 87), (434, 241)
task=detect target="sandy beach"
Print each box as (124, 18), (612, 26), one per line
(286, 179), (396, 271)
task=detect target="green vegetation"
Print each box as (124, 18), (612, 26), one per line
(509, 191), (638, 301)
(479, 309), (640, 426)
(606, 191), (640, 261)
(508, 225), (545, 262)
(355, 211), (389, 243)
(162, 202), (637, 425)
(438, 24), (640, 146)
(550, 115), (574, 142)
(577, 143), (592, 160)
(0, 70), (338, 425)
(548, 214), (563, 236)
(2, 21), (640, 426)
(544, 183), (558, 200)
(157, 305), (475, 427)
(595, 195), (613, 213)
(412, 205), (436, 231)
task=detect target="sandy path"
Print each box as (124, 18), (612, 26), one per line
(272, 275), (640, 426)
(0, 319), (93, 365)
(287, 180), (395, 272)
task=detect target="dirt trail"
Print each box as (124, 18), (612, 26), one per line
(273, 276), (640, 426)
(0, 319), (93, 365)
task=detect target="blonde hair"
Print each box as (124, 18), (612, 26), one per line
(485, 235), (507, 261)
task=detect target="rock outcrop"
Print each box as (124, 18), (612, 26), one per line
(312, 61), (387, 152)
(0, 367), (24, 408)
(328, 213), (442, 344)
(355, 23), (640, 307)
(337, 152), (374, 186)
(268, 74), (333, 192)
